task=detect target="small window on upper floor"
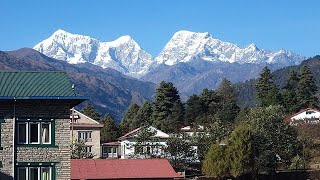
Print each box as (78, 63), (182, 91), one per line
(78, 131), (92, 142)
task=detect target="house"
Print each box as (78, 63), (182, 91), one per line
(71, 159), (182, 180)
(100, 141), (121, 159)
(0, 72), (86, 180)
(102, 126), (169, 159)
(70, 109), (103, 158)
(180, 125), (204, 136)
(285, 108), (320, 125)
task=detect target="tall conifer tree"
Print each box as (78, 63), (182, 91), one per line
(297, 65), (319, 109)
(255, 67), (281, 107)
(282, 70), (300, 113)
(120, 103), (140, 133)
(100, 114), (119, 142)
(133, 101), (153, 129)
(80, 103), (101, 121)
(152, 81), (184, 133)
(216, 79), (240, 123)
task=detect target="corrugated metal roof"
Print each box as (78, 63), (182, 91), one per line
(71, 159), (182, 179)
(0, 71), (79, 98)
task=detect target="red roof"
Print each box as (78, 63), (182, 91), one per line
(71, 159), (182, 179)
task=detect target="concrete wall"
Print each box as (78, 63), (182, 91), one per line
(71, 127), (101, 158)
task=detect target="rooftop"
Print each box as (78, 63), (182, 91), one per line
(0, 71), (86, 107)
(71, 159), (181, 179)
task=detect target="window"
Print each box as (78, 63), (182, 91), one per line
(78, 131), (92, 142)
(306, 111), (315, 115)
(17, 120), (53, 145)
(103, 146), (117, 158)
(84, 146), (92, 153)
(17, 166), (52, 180)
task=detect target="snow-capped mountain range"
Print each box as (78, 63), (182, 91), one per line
(34, 29), (153, 77)
(34, 29), (305, 78)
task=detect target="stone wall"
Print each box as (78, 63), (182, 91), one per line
(0, 118), (14, 180)
(0, 100), (73, 180)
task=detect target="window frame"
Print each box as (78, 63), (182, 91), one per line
(16, 162), (55, 180)
(16, 118), (55, 147)
(78, 131), (92, 142)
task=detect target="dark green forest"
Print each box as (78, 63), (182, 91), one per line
(235, 55), (320, 108)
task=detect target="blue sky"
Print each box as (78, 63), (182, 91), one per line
(0, 0), (319, 57)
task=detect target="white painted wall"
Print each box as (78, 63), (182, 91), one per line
(290, 109), (320, 125)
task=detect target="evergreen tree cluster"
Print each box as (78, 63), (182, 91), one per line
(255, 65), (319, 113)
(203, 106), (300, 178)
(120, 79), (240, 134)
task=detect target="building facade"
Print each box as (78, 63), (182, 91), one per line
(118, 126), (169, 159)
(70, 110), (103, 158)
(0, 72), (86, 180)
(286, 108), (320, 125)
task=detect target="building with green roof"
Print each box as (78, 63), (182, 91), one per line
(0, 71), (86, 180)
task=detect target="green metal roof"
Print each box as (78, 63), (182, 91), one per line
(0, 71), (82, 98)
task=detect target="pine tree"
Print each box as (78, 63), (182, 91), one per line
(132, 101), (153, 129)
(297, 65), (319, 109)
(120, 103), (140, 134)
(227, 124), (253, 178)
(282, 70), (300, 113)
(255, 67), (281, 107)
(166, 101), (185, 132)
(216, 79), (240, 124)
(80, 103), (101, 121)
(202, 143), (229, 178)
(100, 114), (119, 142)
(152, 81), (183, 133)
(185, 94), (205, 125)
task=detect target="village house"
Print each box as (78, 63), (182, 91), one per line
(101, 126), (169, 159)
(0, 72), (86, 180)
(286, 108), (320, 125)
(70, 109), (103, 158)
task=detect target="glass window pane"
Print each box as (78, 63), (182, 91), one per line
(18, 123), (27, 144)
(41, 167), (51, 180)
(30, 167), (39, 180)
(30, 123), (39, 143)
(18, 167), (27, 180)
(41, 123), (50, 144)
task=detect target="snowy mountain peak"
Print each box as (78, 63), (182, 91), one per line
(52, 29), (69, 35)
(155, 30), (305, 66)
(34, 30), (153, 78)
(34, 29), (305, 79)
(172, 30), (211, 39)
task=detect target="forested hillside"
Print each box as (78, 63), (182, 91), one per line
(235, 55), (320, 108)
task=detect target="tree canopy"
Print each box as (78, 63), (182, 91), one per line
(80, 103), (101, 121)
